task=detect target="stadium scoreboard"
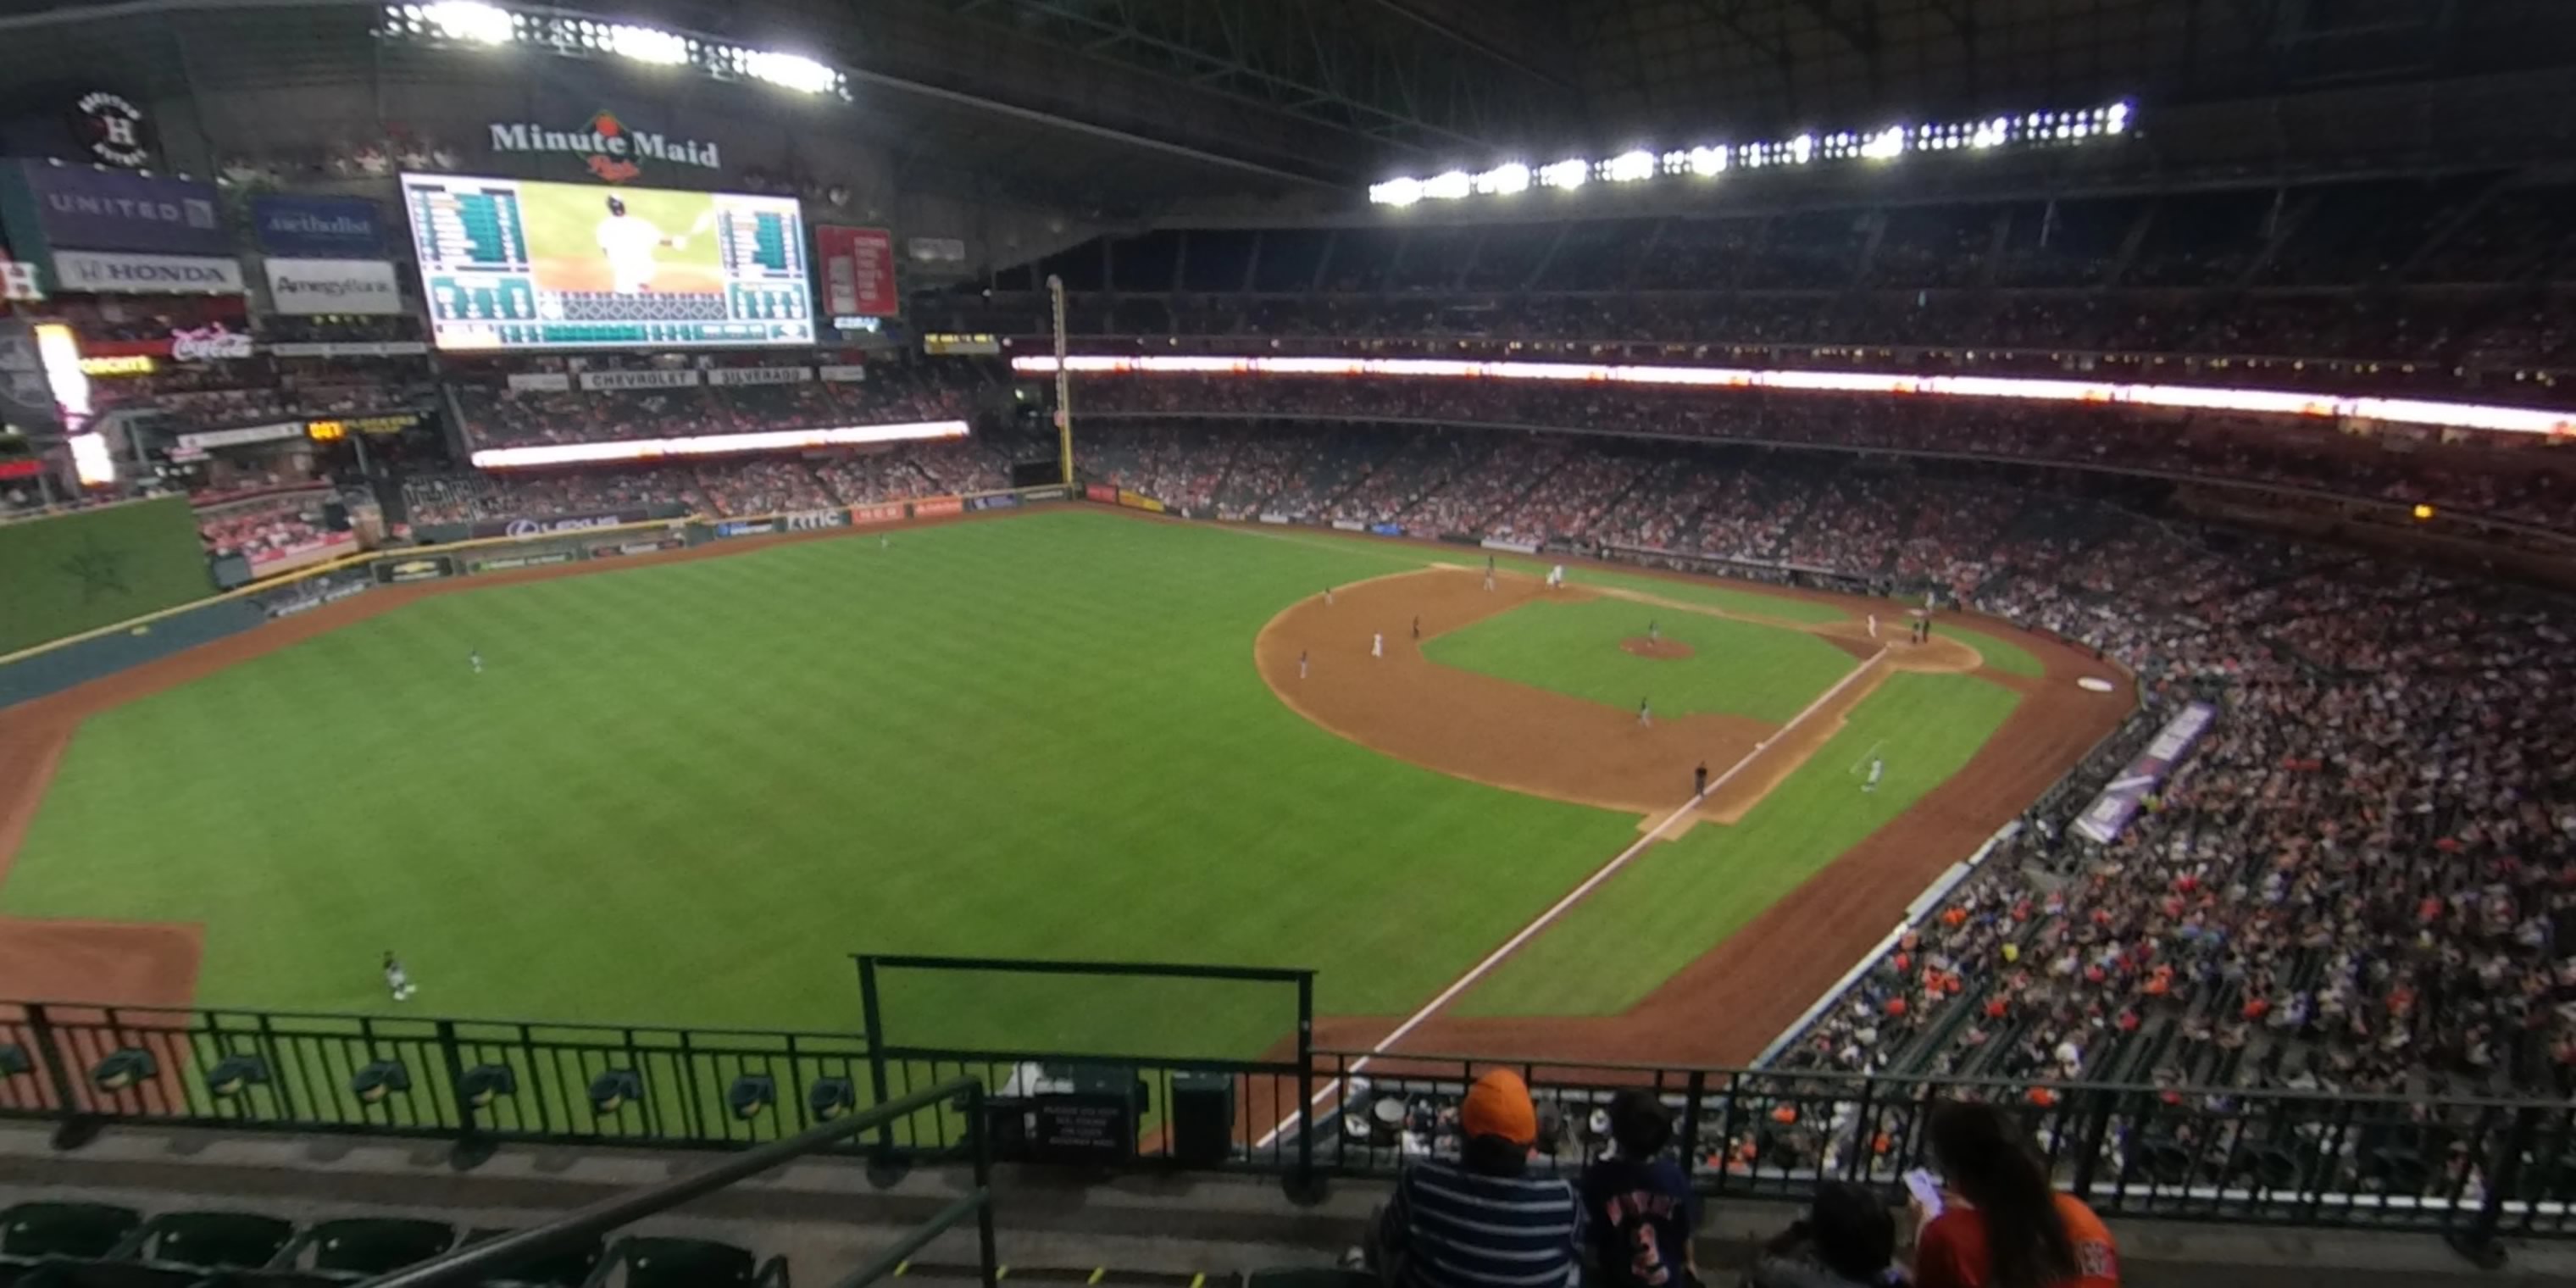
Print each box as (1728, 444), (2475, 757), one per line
(402, 174), (814, 350)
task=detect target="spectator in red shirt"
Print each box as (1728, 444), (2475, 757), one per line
(1911, 1103), (2118, 1288)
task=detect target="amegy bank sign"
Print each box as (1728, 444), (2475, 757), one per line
(486, 112), (719, 182)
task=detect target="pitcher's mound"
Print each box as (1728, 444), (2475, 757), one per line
(1622, 637), (1695, 660)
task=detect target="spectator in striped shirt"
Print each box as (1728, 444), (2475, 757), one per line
(1370, 1069), (1585, 1288)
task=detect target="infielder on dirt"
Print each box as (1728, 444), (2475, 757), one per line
(1547, 564), (1565, 589)
(1637, 697), (1653, 728)
(1372, 632), (1384, 658)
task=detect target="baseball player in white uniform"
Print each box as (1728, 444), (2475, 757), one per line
(594, 196), (689, 294)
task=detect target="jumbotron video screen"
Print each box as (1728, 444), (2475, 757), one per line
(401, 174), (814, 350)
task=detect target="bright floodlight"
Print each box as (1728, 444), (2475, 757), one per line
(1861, 126), (1906, 160)
(1474, 162), (1530, 195)
(2107, 100), (2133, 133)
(746, 49), (836, 93)
(1602, 150), (1656, 182)
(1368, 176), (1423, 207)
(1790, 133), (1815, 164)
(608, 23), (688, 64)
(1536, 158), (1588, 190)
(423, 0), (514, 44)
(1685, 145), (1727, 176)
(1422, 169), (1471, 200)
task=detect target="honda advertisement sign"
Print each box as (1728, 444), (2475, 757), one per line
(263, 258), (402, 315)
(816, 225), (897, 318)
(52, 249), (242, 294)
(250, 195), (386, 258)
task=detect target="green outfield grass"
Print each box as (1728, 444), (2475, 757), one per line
(5, 510), (2035, 1062)
(1422, 597), (1857, 722)
(1457, 669), (2022, 1016)
(7, 513), (1643, 1055)
(1941, 624), (2046, 678)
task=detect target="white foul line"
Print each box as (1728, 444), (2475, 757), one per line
(1254, 643), (1892, 1149)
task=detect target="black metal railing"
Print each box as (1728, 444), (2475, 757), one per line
(8, 998), (2573, 1252)
(356, 1074), (997, 1288)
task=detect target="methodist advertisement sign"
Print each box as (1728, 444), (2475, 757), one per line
(250, 195), (386, 258)
(0, 161), (240, 293)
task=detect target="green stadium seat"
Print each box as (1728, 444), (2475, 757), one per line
(462, 1229), (602, 1288)
(1244, 1268), (1379, 1288)
(277, 1219), (454, 1275)
(11, 1262), (212, 1288)
(579, 1236), (774, 1288)
(110, 1213), (295, 1271)
(0, 1205), (142, 1260)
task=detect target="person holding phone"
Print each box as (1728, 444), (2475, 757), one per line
(1740, 1180), (1903, 1287)
(1909, 1103), (2118, 1288)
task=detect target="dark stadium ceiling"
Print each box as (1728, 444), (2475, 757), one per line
(877, 0), (2576, 171)
(4, 0), (2573, 219)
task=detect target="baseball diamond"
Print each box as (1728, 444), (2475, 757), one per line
(0, 506), (2123, 1072)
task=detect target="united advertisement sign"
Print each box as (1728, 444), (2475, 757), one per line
(0, 161), (240, 294)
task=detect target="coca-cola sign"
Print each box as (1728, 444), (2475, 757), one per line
(169, 324), (255, 362)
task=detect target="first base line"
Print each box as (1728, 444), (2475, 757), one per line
(1253, 643), (1893, 1149)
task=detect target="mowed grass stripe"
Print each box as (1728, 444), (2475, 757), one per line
(7, 512), (1646, 1058)
(1455, 669), (2022, 1018)
(1422, 597), (1857, 723)
(1938, 624), (2047, 679)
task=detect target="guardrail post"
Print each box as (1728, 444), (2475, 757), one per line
(856, 957), (901, 1185)
(25, 1004), (99, 1151)
(1285, 970), (1324, 1205)
(1846, 1074), (1877, 1181)
(2068, 1085), (2112, 1202)
(439, 1020), (494, 1172)
(2446, 1105), (2535, 1270)
(970, 1080), (998, 1288)
(1679, 1070), (1707, 1185)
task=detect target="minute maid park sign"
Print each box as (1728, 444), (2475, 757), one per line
(487, 111), (719, 182)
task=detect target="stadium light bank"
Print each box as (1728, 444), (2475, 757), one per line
(383, 3), (846, 98)
(1009, 354), (2576, 441)
(1370, 102), (2132, 208)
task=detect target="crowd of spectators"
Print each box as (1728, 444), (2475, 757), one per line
(398, 439), (1013, 526)
(452, 364), (977, 447)
(1064, 416), (2576, 1126)
(195, 494), (337, 564)
(1071, 375), (2576, 536)
(953, 177), (2576, 391)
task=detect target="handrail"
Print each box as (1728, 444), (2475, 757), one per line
(357, 1075), (995, 1288)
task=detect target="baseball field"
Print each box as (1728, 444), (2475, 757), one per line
(0, 507), (2129, 1067)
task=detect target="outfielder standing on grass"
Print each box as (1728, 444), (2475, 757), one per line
(1864, 756), (1885, 793)
(469, 647), (482, 675)
(383, 951), (416, 1002)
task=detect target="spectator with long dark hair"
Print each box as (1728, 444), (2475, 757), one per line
(1911, 1104), (2118, 1288)
(1742, 1181), (1904, 1287)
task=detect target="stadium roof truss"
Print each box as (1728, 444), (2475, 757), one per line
(917, 0), (1585, 157)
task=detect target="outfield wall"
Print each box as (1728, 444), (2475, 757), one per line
(0, 488), (1067, 711)
(0, 497), (214, 655)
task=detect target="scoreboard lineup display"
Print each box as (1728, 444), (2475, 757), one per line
(402, 174), (814, 350)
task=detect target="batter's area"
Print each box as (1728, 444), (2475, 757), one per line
(1242, 548), (2131, 1085)
(1256, 565), (1982, 825)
